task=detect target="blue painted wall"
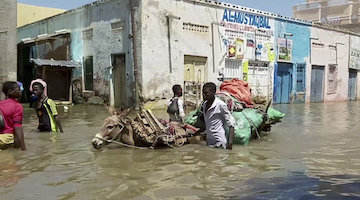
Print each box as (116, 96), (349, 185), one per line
(274, 19), (311, 103)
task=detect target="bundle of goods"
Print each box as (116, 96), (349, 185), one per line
(184, 79), (285, 145)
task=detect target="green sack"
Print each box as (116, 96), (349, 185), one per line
(267, 107), (285, 124)
(229, 108), (264, 145)
(184, 109), (199, 125)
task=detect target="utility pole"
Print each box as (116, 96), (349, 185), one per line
(129, 0), (140, 110)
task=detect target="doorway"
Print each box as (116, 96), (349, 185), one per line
(275, 63), (293, 104)
(310, 65), (325, 102)
(83, 56), (93, 91)
(111, 54), (127, 108)
(349, 69), (357, 101)
(184, 55), (207, 107)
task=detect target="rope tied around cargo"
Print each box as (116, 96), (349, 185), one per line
(242, 112), (263, 141)
(94, 136), (150, 150)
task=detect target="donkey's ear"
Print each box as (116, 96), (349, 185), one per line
(106, 106), (118, 116)
(118, 108), (131, 118)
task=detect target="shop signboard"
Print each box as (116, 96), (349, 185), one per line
(277, 38), (293, 62)
(350, 36), (360, 70)
(219, 9), (275, 62)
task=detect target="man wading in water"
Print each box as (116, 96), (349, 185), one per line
(0, 81), (27, 150)
(32, 82), (63, 133)
(202, 82), (235, 150)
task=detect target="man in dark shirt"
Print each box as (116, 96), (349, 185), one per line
(32, 82), (63, 133)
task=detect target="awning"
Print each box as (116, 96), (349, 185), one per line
(31, 58), (80, 68)
(19, 30), (71, 45)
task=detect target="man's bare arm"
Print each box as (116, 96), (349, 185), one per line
(14, 127), (26, 151)
(54, 116), (64, 132)
(54, 116), (63, 132)
(227, 126), (234, 150)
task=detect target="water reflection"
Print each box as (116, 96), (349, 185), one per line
(0, 102), (359, 199)
(0, 153), (23, 188)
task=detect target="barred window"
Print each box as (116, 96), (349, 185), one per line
(296, 64), (306, 92)
(327, 64), (337, 94)
(82, 28), (93, 40)
(224, 59), (242, 80)
(183, 23), (209, 33)
(111, 21), (124, 30)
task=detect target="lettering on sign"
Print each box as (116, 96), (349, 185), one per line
(350, 36), (360, 70)
(222, 9), (271, 29)
(351, 50), (360, 58)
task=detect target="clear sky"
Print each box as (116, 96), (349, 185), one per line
(18, 0), (305, 17)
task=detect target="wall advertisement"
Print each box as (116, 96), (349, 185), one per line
(350, 36), (360, 70)
(277, 38), (293, 62)
(219, 9), (275, 62)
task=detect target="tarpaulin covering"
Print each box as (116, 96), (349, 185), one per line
(220, 79), (254, 108)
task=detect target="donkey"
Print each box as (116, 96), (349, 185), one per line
(91, 107), (135, 149)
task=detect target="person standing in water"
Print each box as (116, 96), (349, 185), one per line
(167, 84), (185, 123)
(202, 82), (235, 150)
(0, 81), (27, 150)
(32, 82), (63, 133)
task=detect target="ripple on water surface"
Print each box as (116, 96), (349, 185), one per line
(0, 103), (360, 199)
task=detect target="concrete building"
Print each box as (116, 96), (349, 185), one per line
(273, 19), (311, 104)
(0, 0), (17, 99)
(17, 3), (66, 27)
(308, 26), (350, 102)
(17, 0), (360, 107)
(293, 0), (360, 32)
(17, 0), (139, 106)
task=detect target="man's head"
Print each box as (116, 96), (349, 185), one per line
(32, 82), (45, 97)
(202, 82), (216, 102)
(172, 84), (182, 97)
(2, 81), (21, 99)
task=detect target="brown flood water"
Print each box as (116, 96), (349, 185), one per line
(0, 102), (359, 200)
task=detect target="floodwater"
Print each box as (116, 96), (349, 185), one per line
(0, 102), (359, 200)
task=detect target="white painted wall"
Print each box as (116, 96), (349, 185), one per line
(140, 0), (276, 101)
(308, 27), (350, 102)
(357, 72), (360, 100)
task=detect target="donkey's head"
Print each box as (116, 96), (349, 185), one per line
(91, 106), (133, 149)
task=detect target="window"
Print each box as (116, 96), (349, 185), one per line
(111, 21), (124, 31)
(82, 28), (93, 40)
(248, 61), (269, 97)
(328, 64), (337, 94)
(224, 59), (242, 80)
(296, 64), (306, 92)
(83, 56), (93, 90)
(183, 23), (209, 33)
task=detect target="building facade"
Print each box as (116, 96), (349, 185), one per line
(17, 0), (360, 107)
(274, 19), (311, 104)
(0, 0), (17, 99)
(293, 0), (360, 32)
(17, 0), (140, 106)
